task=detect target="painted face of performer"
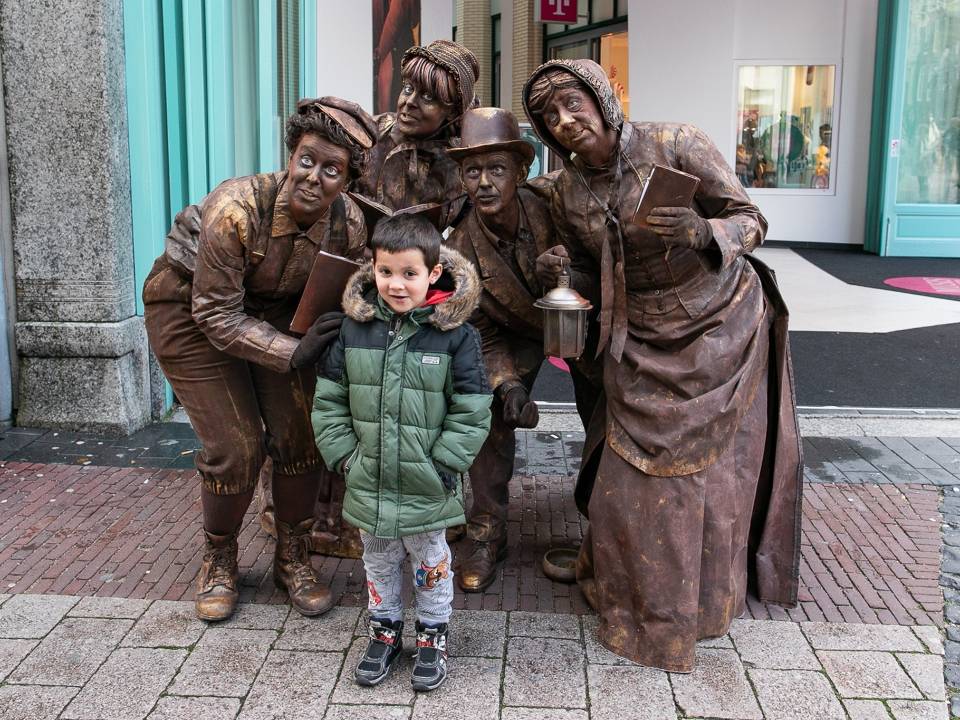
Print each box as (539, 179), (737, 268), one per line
(373, 247), (443, 314)
(286, 131), (351, 229)
(395, 79), (454, 139)
(459, 151), (526, 219)
(539, 85), (616, 165)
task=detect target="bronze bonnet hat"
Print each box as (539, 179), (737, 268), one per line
(447, 107), (536, 165)
(401, 40), (480, 120)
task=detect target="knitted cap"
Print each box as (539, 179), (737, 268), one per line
(401, 40), (480, 118)
(297, 96), (378, 149)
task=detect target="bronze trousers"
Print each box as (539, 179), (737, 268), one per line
(577, 366), (769, 673)
(144, 285), (323, 496)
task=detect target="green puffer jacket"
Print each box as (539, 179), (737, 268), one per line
(312, 246), (492, 538)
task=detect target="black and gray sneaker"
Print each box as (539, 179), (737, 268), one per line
(411, 621), (448, 692)
(355, 617), (404, 686)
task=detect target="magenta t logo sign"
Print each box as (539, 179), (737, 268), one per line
(540, 0), (578, 23)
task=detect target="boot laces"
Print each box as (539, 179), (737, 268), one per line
(204, 545), (236, 588)
(283, 534), (320, 585)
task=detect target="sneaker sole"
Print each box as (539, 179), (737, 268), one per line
(355, 656), (399, 687)
(411, 674), (446, 692)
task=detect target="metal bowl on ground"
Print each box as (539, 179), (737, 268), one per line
(542, 547), (578, 583)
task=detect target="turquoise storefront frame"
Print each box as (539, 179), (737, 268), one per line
(865, 0), (960, 257)
(124, 0), (318, 409)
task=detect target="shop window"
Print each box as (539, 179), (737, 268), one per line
(735, 64), (837, 191)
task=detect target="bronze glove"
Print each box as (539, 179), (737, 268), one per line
(499, 383), (539, 429)
(646, 207), (713, 250)
(290, 311), (345, 369)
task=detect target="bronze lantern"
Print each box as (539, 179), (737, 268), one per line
(534, 266), (593, 359)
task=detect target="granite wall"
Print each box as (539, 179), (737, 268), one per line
(0, 0), (150, 434)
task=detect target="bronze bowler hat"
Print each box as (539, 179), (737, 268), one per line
(447, 107), (536, 165)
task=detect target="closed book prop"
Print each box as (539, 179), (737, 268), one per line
(633, 164), (701, 226)
(289, 251), (361, 335)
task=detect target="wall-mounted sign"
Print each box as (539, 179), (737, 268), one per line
(537, 0), (578, 24)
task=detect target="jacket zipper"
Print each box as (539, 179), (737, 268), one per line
(381, 314), (406, 537)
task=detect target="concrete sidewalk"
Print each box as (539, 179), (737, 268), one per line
(0, 417), (958, 718)
(0, 593), (948, 720)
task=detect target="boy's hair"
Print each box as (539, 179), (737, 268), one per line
(370, 214), (441, 268)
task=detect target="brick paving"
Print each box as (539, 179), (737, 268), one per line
(0, 435), (952, 625)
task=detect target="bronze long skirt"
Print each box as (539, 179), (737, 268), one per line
(577, 364), (770, 673)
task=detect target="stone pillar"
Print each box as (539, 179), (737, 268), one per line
(511, 0), (543, 114)
(456, 0), (492, 105)
(0, 0), (150, 435)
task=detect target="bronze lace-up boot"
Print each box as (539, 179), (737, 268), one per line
(274, 517), (335, 616)
(457, 516), (507, 593)
(195, 530), (239, 621)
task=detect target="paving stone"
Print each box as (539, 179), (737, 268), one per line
(581, 615), (634, 666)
(147, 696), (242, 720)
(276, 606), (359, 651)
(500, 710), (589, 720)
(411, 656), (501, 720)
(886, 700), (949, 720)
(68, 597), (152, 619)
(670, 648), (762, 720)
(0, 594), (78, 638)
(586, 664), (676, 720)
(503, 637), (586, 709)
(698, 634), (733, 649)
(121, 600), (206, 648)
(729, 618), (820, 670)
(0, 638), (37, 681)
(913, 626), (945, 655)
(450, 609), (508, 658)
(818, 650), (923, 699)
(238, 650), (342, 719)
(802, 622), (924, 652)
(324, 706), (412, 720)
(221, 602), (289, 631)
(61, 647), (186, 720)
(169, 628), (276, 697)
(0, 593), (10, 605)
(749, 669), (845, 719)
(8, 617), (132, 686)
(844, 699), (893, 719)
(330, 636), (414, 706)
(0, 685), (78, 720)
(895, 653), (947, 700)
(508, 611), (580, 640)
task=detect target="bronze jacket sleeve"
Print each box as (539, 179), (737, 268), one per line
(678, 126), (768, 269)
(469, 310), (521, 392)
(191, 188), (300, 374)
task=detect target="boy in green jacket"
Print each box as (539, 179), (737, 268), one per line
(312, 213), (492, 691)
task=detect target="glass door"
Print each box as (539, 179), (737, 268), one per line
(873, 0), (960, 256)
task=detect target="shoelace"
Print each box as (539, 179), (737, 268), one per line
(204, 547), (235, 588)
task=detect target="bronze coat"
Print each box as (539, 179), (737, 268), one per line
(445, 185), (552, 390)
(146, 171), (367, 372)
(353, 113), (467, 228)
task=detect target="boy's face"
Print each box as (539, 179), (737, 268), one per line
(374, 248), (443, 314)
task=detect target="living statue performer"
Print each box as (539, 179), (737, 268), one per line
(522, 59), (803, 672)
(354, 39), (480, 230)
(445, 107), (599, 592)
(142, 98), (376, 621)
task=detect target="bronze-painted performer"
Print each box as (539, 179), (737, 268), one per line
(354, 39), (479, 229)
(446, 107), (600, 590)
(143, 98), (376, 621)
(523, 60), (802, 672)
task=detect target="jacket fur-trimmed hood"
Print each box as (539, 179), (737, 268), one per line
(341, 244), (481, 331)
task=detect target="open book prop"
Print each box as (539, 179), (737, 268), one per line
(347, 192), (444, 235)
(633, 164), (701, 226)
(289, 251), (362, 335)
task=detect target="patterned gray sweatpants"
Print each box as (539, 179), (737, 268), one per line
(360, 529), (454, 624)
